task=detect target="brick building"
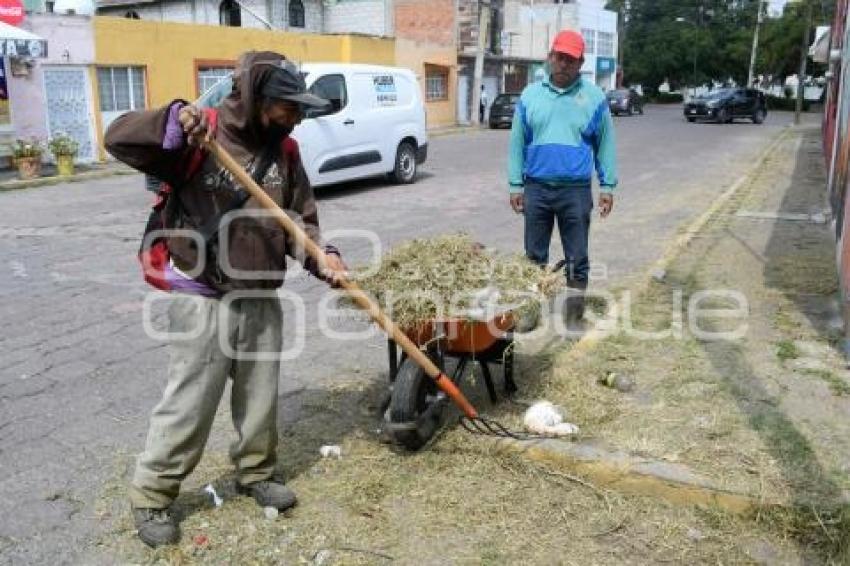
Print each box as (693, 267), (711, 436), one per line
(394, 0), (457, 127)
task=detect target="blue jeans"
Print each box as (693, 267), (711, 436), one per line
(523, 180), (593, 283)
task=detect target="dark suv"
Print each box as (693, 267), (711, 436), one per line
(488, 93), (520, 129)
(606, 88), (643, 116)
(683, 88), (767, 124)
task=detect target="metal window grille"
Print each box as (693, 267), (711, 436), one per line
(197, 67), (233, 97)
(219, 0), (241, 26)
(597, 32), (614, 57)
(426, 69), (448, 101)
(581, 28), (595, 55)
(97, 67), (146, 112)
(289, 0), (305, 28)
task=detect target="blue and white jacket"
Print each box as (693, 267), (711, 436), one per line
(508, 77), (618, 193)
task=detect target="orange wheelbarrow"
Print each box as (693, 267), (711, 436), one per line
(384, 312), (517, 450)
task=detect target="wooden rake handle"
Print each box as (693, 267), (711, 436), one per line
(205, 140), (479, 419)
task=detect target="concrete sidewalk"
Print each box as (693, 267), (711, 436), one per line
(495, 123), (850, 559)
(0, 161), (136, 191)
(89, 124), (850, 565)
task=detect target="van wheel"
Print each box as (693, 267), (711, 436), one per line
(392, 142), (417, 184)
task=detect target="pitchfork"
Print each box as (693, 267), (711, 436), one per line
(206, 140), (534, 440)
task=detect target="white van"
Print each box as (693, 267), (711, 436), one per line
(297, 63), (428, 187)
(146, 63), (428, 191)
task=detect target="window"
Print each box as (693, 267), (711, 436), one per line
(124, 10), (140, 18)
(309, 74), (347, 113)
(581, 28), (595, 55)
(289, 0), (305, 28)
(197, 66), (234, 98)
(97, 67), (146, 113)
(219, 0), (241, 27)
(597, 31), (614, 57)
(425, 65), (448, 101)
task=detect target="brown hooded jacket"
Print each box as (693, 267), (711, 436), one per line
(105, 51), (324, 293)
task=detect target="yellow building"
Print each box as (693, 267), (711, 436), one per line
(92, 17), (395, 158)
(395, 38), (457, 129)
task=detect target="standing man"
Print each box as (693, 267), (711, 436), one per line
(105, 51), (346, 547)
(479, 84), (489, 124)
(507, 30), (617, 329)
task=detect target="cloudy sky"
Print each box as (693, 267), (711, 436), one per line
(767, 0), (789, 16)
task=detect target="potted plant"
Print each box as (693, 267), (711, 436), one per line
(10, 138), (43, 180)
(48, 132), (79, 176)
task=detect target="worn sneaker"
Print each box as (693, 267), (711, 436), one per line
(132, 507), (180, 548)
(236, 480), (297, 511)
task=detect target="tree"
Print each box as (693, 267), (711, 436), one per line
(607, 0), (832, 93)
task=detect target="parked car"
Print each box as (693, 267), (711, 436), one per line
(683, 88), (767, 124)
(146, 63), (428, 191)
(606, 88), (643, 116)
(488, 93), (520, 129)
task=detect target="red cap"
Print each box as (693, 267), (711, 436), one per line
(552, 30), (585, 59)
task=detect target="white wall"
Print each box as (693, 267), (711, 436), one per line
(323, 0), (391, 37)
(100, 0), (384, 35)
(502, 0), (617, 90)
(104, 0), (271, 28)
(8, 15), (95, 140)
(502, 0), (578, 60)
(578, 0), (617, 90)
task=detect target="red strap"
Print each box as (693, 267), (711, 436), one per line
(282, 136), (300, 178)
(183, 108), (219, 181)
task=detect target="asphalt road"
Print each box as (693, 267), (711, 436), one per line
(0, 104), (800, 563)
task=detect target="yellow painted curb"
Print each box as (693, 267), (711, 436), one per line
(572, 126), (793, 355)
(493, 438), (781, 515)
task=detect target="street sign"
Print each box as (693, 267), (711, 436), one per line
(0, 0), (23, 26)
(1, 38), (46, 57)
(596, 57), (616, 75)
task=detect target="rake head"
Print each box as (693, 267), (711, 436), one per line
(459, 415), (541, 440)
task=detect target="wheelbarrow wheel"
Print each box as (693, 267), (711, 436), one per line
(388, 357), (443, 450)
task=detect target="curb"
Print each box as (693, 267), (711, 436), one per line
(572, 125), (793, 355)
(646, 125), (793, 282)
(511, 126), (797, 510)
(428, 125), (483, 138)
(0, 166), (137, 192)
(493, 437), (777, 515)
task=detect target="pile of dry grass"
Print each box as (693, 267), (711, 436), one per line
(346, 234), (560, 329)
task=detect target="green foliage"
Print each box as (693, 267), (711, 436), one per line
(10, 137), (43, 159)
(651, 92), (684, 104)
(48, 132), (79, 157)
(606, 0), (832, 93)
(775, 340), (799, 361)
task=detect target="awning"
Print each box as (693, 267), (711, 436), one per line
(810, 25), (830, 64)
(96, 0), (158, 6)
(0, 21), (46, 58)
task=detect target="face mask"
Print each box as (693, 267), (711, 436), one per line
(263, 122), (293, 145)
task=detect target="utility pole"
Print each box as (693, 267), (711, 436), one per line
(747, 0), (765, 87)
(617, 4), (625, 88)
(472, 0), (491, 126)
(529, 0), (534, 61)
(795, 1), (812, 125)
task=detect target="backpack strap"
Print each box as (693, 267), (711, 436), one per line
(182, 108), (219, 182)
(282, 136), (300, 179)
